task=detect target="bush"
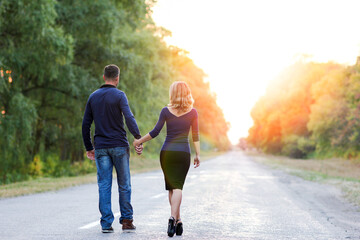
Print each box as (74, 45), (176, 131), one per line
(28, 155), (43, 177)
(42, 153), (96, 178)
(297, 137), (316, 155)
(42, 154), (59, 177)
(281, 135), (315, 159)
(70, 158), (97, 176)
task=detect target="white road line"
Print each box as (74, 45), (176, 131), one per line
(79, 192), (166, 230)
(79, 213), (120, 230)
(150, 193), (166, 199)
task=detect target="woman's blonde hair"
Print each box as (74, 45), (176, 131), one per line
(168, 81), (194, 112)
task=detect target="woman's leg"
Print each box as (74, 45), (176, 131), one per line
(170, 189), (182, 219)
(177, 207), (181, 221)
(168, 189), (173, 205)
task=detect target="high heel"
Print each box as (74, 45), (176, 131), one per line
(167, 217), (176, 237)
(175, 219), (183, 236)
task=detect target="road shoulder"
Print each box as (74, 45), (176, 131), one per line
(247, 151), (360, 208)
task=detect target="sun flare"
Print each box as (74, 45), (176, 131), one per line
(152, 0), (360, 144)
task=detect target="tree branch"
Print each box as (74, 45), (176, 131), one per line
(22, 85), (78, 99)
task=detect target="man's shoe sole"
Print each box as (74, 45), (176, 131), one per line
(102, 229), (114, 233)
(122, 229), (136, 233)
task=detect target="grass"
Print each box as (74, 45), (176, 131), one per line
(0, 174), (97, 199)
(248, 152), (360, 206)
(0, 150), (224, 199)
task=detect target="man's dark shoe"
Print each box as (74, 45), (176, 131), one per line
(122, 219), (136, 232)
(167, 217), (176, 237)
(102, 226), (114, 233)
(175, 219), (183, 236)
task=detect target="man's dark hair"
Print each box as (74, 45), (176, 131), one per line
(104, 64), (120, 80)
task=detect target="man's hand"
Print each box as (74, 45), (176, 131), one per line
(133, 139), (141, 147)
(86, 150), (95, 161)
(135, 144), (143, 155)
(133, 138), (143, 155)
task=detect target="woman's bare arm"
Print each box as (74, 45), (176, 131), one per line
(133, 133), (153, 147)
(193, 141), (200, 168)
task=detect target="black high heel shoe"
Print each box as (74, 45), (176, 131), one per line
(167, 217), (176, 237)
(175, 219), (183, 236)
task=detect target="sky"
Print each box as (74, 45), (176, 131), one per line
(151, 0), (360, 144)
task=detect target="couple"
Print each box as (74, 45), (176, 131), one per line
(81, 64), (200, 237)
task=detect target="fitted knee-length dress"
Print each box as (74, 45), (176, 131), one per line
(149, 107), (199, 190)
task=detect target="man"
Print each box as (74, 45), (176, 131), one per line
(82, 64), (143, 233)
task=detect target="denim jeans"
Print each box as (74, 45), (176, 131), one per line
(95, 146), (133, 229)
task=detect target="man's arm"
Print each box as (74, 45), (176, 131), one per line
(119, 93), (141, 139)
(82, 99), (94, 154)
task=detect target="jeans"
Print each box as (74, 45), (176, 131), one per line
(95, 146), (133, 229)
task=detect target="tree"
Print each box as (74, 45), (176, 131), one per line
(0, 0), (230, 183)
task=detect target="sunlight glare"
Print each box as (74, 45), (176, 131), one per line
(152, 0), (360, 144)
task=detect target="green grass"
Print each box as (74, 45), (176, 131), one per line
(0, 174), (97, 198)
(249, 152), (360, 207)
(0, 151), (224, 199)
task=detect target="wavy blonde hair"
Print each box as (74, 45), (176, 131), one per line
(168, 81), (194, 112)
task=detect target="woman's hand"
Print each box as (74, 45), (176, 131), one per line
(133, 139), (141, 147)
(133, 139), (143, 155)
(132, 133), (153, 155)
(194, 155), (200, 168)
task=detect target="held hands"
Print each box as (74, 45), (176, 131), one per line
(86, 144), (142, 159)
(133, 139), (143, 155)
(135, 144), (143, 155)
(86, 150), (95, 161)
(133, 139), (141, 147)
(194, 155), (200, 168)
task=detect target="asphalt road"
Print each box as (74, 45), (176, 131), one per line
(0, 151), (359, 240)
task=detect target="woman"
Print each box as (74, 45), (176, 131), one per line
(133, 81), (200, 237)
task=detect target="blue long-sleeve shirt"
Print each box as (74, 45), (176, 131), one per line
(82, 84), (141, 151)
(149, 107), (199, 153)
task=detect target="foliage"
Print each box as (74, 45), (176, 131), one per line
(0, 0), (229, 183)
(170, 47), (230, 150)
(248, 57), (360, 160)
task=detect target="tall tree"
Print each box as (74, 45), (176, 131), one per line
(0, 0), (230, 183)
(0, 0), (74, 182)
